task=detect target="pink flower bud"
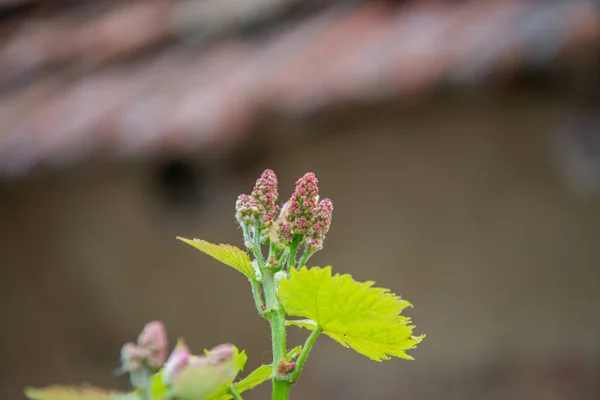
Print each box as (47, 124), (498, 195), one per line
(188, 355), (210, 367)
(276, 172), (321, 245)
(163, 340), (191, 385)
(170, 347), (241, 400)
(235, 169), (280, 228)
(206, 343), (234, 365)
(121, 342), (143, 373)
(235, 194), (262, 225)
(305, 198), (333, 252)
(137, 321), (168, 369)
(251, 169), (280, 227)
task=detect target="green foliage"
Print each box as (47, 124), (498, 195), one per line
(278, 266), (424, 361)
(177, 238), (255, 280)
(211, 365), (270, 400)
(150, 371), (168, 400)
(210, 346), (302, 400)
(148, 347), (249, 400)
(24, 170), (424, 400)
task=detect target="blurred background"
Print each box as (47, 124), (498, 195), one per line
(2, 0), (600, 399)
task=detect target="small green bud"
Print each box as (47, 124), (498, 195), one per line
(170, 344), (239, 400)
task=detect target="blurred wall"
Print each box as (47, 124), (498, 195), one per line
(1, 90), (600, 399)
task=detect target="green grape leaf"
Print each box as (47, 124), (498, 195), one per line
(207, 365), (270, 400)
(228, 365), (271, 397)
(234, 349), (248, 372)
(24, 386), (128, 400)
(150, 371), (168, 400)
(210, 347), (303, 400)
(278, 266), (425, 362)
(177, 238), (254, 280)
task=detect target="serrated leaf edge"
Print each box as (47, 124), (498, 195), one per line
(177, 237), (255, 280)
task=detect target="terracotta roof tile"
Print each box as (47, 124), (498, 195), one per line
(0, 0), (599, 176)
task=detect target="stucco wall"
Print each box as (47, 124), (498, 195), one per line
(1, 92), (600, 399)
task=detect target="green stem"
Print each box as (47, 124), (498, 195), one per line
(263, 273), (286, 352)
(297, 250), (313, 269)
(290, 326), (322, 382)
(275, 248), (290, 271)
(252, 222), (291, 399)
(262, 270), (288, 400)
(228, 386), (244, 400)
(242, 224), (252, 251)
(250, 279), (266, 317)
(270, 309), (290, 400)
(267, 241), (278, 267)
(288, 242), (298, 269)
(272, 380), (291, 400)
(253, 225), (266, 268)
(130, 369), (151, 400)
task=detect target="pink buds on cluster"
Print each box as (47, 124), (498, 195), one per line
(275, 173), (320, 244)
(251, 169), (280, 227)
(121, 342), (144, 373)
(235, 169), (280, 228)
(121, 321), (168, 373)
(138, 321), (168, 369)
(235, 194), (261, 225)
(305, 198), (333, 252)
(275, 173), (332, 251)
(236, 169), (333, 254)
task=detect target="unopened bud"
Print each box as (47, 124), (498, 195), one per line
(170, 344), (241, 400)
(275, 173), (320, 246)
(305, 198), (333, 252)
(163, 340), (191, 385)
(251, 169), (280, 228)
(235, 169), (281, 229)
(137, 321), (168, 369)
(206, 343), (234, 365)
(235, 194), (262, 225)
(121, 342), (143, 373)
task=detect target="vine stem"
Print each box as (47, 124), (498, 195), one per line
(228, 386), (244, 400)
(130, 369), (151, 400)
(297, 249), (314, 269)
(253, 224), (266, 267)
(272, 378), (291, 400)
(253, 226), (291, 400)
(263, 272), (289, 400)
(290, 326), (322, 382)
(288, 245), (297, 269)
(250, 279), (266, 317)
